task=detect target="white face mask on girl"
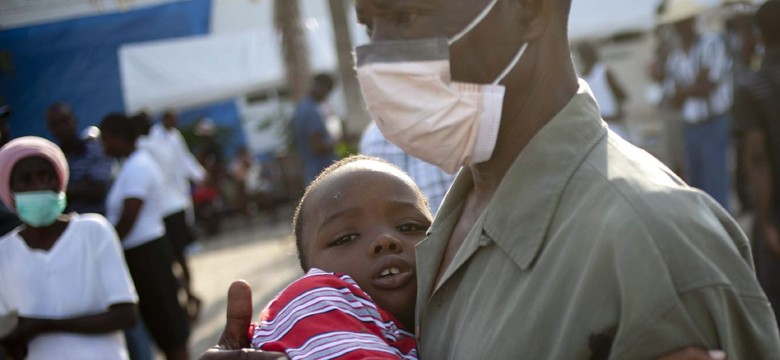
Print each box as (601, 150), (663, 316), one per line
(356, 0), (528, 174)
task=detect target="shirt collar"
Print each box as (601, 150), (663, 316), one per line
(481, 79), (606, 270)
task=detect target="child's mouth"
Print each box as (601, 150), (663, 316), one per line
(371, 258), (414, 290)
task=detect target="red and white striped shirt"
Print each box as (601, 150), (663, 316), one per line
(251, 268), (418, 360)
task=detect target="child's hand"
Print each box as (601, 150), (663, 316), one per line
(199, 280), (288, 360)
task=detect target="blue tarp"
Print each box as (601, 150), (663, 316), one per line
(0, 0), (243, 153)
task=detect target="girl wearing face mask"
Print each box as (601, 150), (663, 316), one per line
(0, 136), (138, 360)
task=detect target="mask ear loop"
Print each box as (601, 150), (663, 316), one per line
(492, 42), (529, 85)
(448, 0), (501, 45)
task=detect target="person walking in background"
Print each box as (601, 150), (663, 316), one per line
(577, 42), (631, 141)
(0, 103), (21, 236)
(661, 0), (734, 211)
(734, 0), (780, 330)
(100, 114), (190, 360)
(150, 110), (206, 201)
(293, 74), (338, 185)
(45, 102), (114, 215)
(0, 137), (137, 360)
(360, 122), (454, 214)
(132, 112), (202, 323)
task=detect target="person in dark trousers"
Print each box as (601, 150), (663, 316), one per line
(734, 0), (780, 328)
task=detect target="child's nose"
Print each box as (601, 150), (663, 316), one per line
(368, 233), (403, 257)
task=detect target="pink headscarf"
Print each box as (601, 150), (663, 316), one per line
(0, 136), (69, 212)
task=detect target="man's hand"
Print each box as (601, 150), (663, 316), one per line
(658, 347), (726, 360)
(199, 280), (287, 360)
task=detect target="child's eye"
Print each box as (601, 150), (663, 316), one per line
(397, 223), (429, 233)
(328, 234), (358, 247)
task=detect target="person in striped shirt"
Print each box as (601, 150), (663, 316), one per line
(250, 155), (430, 359)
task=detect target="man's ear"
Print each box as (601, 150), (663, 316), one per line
(515, 0), (555, 42)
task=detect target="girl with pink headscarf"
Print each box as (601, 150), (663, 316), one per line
(0, 136), (138, 360)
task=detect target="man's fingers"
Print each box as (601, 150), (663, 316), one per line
(657, 347), (726, 360)
(218, 280), (254, 349)
(199, 347), (288, 360)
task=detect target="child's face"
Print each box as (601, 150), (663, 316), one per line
(300, 161), (432, 328)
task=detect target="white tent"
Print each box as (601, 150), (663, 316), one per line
(119, 24), (337, 114)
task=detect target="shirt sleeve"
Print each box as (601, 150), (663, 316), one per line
(613, 286), (780, 359)
(117, 156), (154, 200)
(251, 274), (408, 360)
(92, 215), (138, 306)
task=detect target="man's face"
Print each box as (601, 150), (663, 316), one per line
(674, 17), (697, 40)
(46, 111), (77, 142)
(300, 162), (432, 328)
(163, 114), (178, 129)
(100, 133), (122, 158)
(356, 0), (526, 84)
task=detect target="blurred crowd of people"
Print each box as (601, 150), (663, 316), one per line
(650, 0), (780, 325)
(0, 102), (263, 359)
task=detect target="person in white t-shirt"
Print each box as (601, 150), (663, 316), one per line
(0, 136), (138, 360)
(100, 114), (191, 360)
(133, 112), (202, 321)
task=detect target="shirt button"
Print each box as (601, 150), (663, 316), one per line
(478, 234), (491, 247)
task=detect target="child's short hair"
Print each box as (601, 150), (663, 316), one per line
(291, 155), (428, 271)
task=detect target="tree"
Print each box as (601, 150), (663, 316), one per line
(328, 0), (369, 139)
(274, 0), (311, 101)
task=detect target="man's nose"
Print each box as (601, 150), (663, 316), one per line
(368, 232), (403, 257)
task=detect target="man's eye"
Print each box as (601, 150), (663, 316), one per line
(397, 223), (429, 233)
(329, 234), (358, 247)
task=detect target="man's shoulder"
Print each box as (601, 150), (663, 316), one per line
(567, 137), (758, 295)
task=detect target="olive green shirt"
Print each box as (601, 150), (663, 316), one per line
(415, 81), (780, 359)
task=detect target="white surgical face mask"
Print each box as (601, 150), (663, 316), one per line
(356, 0), (528, 174)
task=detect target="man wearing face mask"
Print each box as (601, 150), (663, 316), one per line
(202, 0), (779, 358)
(354, 0), (778, 357)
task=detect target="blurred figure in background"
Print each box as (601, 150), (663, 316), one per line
(577, 42), (631, 141)
(650, 3), (688, 178)
(661, 0), (733, 211)
(0, 137), (137, 360)
(133, 113), (202, 322)
(293, 74), (338, 185)
(150, 109), (206, 224)
(723, 0), (761, 214)
(229, 146), (270, 218)
(191, 118), (225, 237)
(100, 114), (190, 360)
(45, 102), (114, 215)
(360, 122), (454, 214)
(0, 103), (21, 236)
(734, 0), (780, 328)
